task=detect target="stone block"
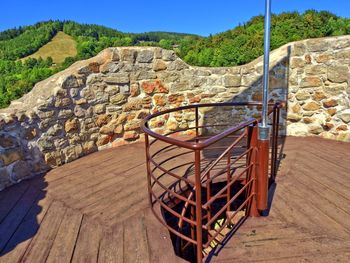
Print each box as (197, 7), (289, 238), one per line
(223, 75), (241, 87)
(153, 59), (167, 71)
(105, 74), (129, 84)
(96, 135), (111, 146)
(95, 114), (111, 127)
(300, 76), (322, 88)
(123, 131), (139, 141)
(123, 99), (143, 112)
(153, 94), (166, 106)
(110, 94), (127, 105)
(338, 109), (350, 123)
(306, 39), (329, 52)
(62, 75), (80, 89)
(82, 141), (98, 155)
(295, 90), (311, 101)
(141, 80), (168, 94)
(0, 133), (18, 148)
(58, 109), (73, 119)
(120, 49), (137, 62)
(291, 43), (306, 56)
(65, 118), (79, 133)
(290, 57), (305, 68)
(105, 85), (120, 96)
(322, 99), (338, 108)
(327, 65), (349, 83)
(124, 120), (141, 131)
(302, 101), (321, 111)
(137, 50), (154, 63)
(8, 160), (30, 182)
(305, 65), (327, 75)
(0, 148), (23, 166)
(308, 125), (323, 135)
(162, 50), (176, 61)
(130, 83), (140, 97)
(312, 91), (327, 101)
(336, 124), (348, 131)
(111, 49), (120, 61)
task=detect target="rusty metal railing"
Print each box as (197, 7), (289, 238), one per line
(142, 102), (282, 262)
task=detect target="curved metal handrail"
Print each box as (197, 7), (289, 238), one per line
(141, 101), (282, 150)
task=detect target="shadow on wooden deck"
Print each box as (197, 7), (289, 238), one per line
(0, 176), (47, 258)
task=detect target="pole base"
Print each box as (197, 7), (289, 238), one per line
(258, 124), (270, 141)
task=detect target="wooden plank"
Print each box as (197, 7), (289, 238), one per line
(46, 170), (126, 203)
(144, 209), (184, 263)
(87, 180), (147, 221)
(107, 197), (149, 226)
(123, 214), (150, 263)
(262, 251), (350, 263)
(214, 250), (350, 263)
(295, 157), (350, 199)
(298, 150), (349, 179)
(98, 224), (124, 263)
(45, 143), (144, 183)
(71, 216), (102, 263)
(21, 201), (67, 262)
(0, 180), (31, 224)
(80, 164), (147, 215)
(45, 143), (145, 183)
(289, 166), (350, 215)
(46, 208), (83, 263)
(61, 173), (126, 203)
(96, 180), (148, 223)
(50, 156), (143, 193)
(46, 151), (145, 196)
(0, 186), (41, 251)
(0, 193), (52, 263)
(309, 137), (350, 157)
(272, 184), (346, 236)
(284, 171), (350, 232)
(212, 222), (350, 262)
(65, 176), (129, 211)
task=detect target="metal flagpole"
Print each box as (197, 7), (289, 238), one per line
(259, 0), (272, 139)
(256, 0), (272, 214)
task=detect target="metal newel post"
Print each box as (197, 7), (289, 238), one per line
(257, 0), (272, 212)
(194, 150), (203, 263)
(247, 125), (260, 217)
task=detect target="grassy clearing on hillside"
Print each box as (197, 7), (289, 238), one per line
(23, 31), (77, 63)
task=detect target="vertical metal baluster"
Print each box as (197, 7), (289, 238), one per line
(271, 106), (277, 181)
(227, 149), (231, 213)
(195, 106), (199, 142)
(144, 134), (152, 205)
(195, 150), (203, 263)
(206, 171), (211, 232)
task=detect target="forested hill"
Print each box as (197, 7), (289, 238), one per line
(181, 10), (350, 66)
(1, 10), (350, 108)
(0, 20), (200, 61)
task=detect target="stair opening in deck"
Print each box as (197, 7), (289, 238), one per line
(161, 180), (248, 262)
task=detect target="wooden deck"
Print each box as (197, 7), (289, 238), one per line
(0, 137), (349, 262)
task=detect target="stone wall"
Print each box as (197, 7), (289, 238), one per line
(0, 35), (349, 190)
(287, 37), (350, 139)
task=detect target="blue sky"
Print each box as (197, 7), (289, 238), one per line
(1, 0), (350, 36)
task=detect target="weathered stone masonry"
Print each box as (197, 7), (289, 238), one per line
(0, 35), (349, 190)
